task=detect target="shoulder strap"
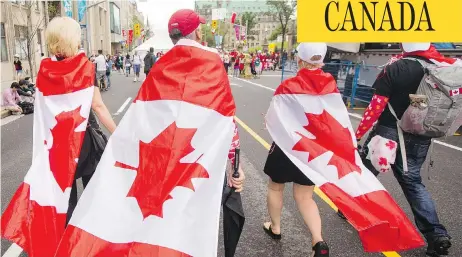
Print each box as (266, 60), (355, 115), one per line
(402, 57), (431, 69)
(387, 103), (409, 173)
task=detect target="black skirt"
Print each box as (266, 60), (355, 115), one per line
(264, 142), (314, 186)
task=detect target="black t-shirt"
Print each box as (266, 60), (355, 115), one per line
(373, 56), (432, 128)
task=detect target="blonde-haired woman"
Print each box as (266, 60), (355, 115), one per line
(43, 16), (116, 224)
(263, 43), (329, 257)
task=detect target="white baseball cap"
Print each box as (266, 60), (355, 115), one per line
(401, 43), (431, 53)
(296, 43), (327, 64)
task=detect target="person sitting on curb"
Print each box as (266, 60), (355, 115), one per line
(1, 82), (23, 115)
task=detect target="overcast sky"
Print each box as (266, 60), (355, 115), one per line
(138, 0), (195, 30)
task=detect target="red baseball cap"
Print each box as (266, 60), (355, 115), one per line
(168, 9), (206, 36)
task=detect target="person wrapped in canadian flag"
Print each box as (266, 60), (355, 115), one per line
(1, 17), (117, 257)
(264, 43), (425, 255)
(55, 9), (245, 257)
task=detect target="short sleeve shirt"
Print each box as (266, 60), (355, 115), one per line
(373, 56), (430, 128)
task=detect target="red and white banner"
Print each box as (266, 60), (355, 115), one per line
(56, 39), (236, 257)
(449, 88), (461, 96)
(265, 69), (425, 252)
(128, 29), (134, 44)
(1, 53), (95, 257)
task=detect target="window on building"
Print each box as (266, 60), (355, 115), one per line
(99, 8), (103, 26)
(35, 1), (40, 11)
(1, 23), (8, 61)
(9, 0), (18, 4)
(110, 3), (121, 34)
(14, 25), (28, 60)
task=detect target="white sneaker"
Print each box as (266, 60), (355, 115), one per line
(133, 78), (137, 82)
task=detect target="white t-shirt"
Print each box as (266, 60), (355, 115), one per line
(224, 54), (230, 64)
(132, 55), (142, 65)
(94, 54), (107, 71)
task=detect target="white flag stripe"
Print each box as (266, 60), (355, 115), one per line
(70, 100), (234, 257)
(23, 87), (94, 213)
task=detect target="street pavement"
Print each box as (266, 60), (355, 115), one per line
(1, 70), (462, 257)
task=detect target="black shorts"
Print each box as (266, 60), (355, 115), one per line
(264, 143), (314, 186)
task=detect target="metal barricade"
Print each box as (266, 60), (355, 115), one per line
(322, 62), (382, 109)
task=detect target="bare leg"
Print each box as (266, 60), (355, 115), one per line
(264, 179), (284, 234)
(293, 183), (323, 246)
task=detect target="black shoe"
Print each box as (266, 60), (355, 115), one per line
(312, 241), (329, 257)
(426, 236), (451, 256)
(263, 224), (281, 240)
(337, 210), (347, 220)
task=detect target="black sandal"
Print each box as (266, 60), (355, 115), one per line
(263, 224), (282, 240)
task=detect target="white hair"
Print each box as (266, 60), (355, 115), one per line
(184, 30), (197, 40)
(46, 17), (81, 57)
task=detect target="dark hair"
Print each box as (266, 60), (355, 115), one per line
(19, 79), (27, 86)
(149, 47), (154, 53)
(98, 49), (103, 54)
(10, 82), (20, 89)
(41, 53), (44, 57)
(24, 76), (30, 80)
(169, 28), (183, 44)
(126, 54), (130, 58)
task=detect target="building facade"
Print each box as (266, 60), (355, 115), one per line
(1, 0), (47, 88)
(195, 0), (278, 49)
(1, 0), (146, 89)
(109, 0), (144, 55)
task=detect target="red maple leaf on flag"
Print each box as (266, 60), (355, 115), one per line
(115, 122), (209, 219)
(292, 111), (361, 179)
(49, 106), (86, 191)
(385, 140), (396, 150)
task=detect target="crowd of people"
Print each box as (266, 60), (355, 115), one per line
(87, 48), (160, 91)
(219, 49), (285, 78)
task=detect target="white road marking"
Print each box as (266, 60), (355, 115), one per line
(348, 113), (363, 119)
(231, 77), (276, 92)
(232, 76), (462, 153)
(433, 140), (462, 152)
(1, 114), (24, 127)
(114, 97), (132, 116)
(2, 243), (23, 257)
(230, 83), (242, 87)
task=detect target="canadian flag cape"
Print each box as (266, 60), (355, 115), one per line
(265, 69), (425, 252)
(1, 53), (95, 257)
(56, 39), (236, 257)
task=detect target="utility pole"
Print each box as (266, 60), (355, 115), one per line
(245, 18), (248, 50)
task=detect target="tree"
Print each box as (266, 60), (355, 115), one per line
(200, 24), (215, 47)
(267, 0), (296, 54)
(268, 25), (282, 41)
(11, 0), (46, 81)
(235, 12), (257, 40)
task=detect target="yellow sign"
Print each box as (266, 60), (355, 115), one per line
(211, 20), (218, 29)
(298, 0), (462, 42)
(134, 23), (141, 37)
(268, 43), (276, 53)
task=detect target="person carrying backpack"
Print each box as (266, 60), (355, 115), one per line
(352, 43), (462, 257)
(144, 47), (157, 78)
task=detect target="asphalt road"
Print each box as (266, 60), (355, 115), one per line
(1, 70), (462, 257)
